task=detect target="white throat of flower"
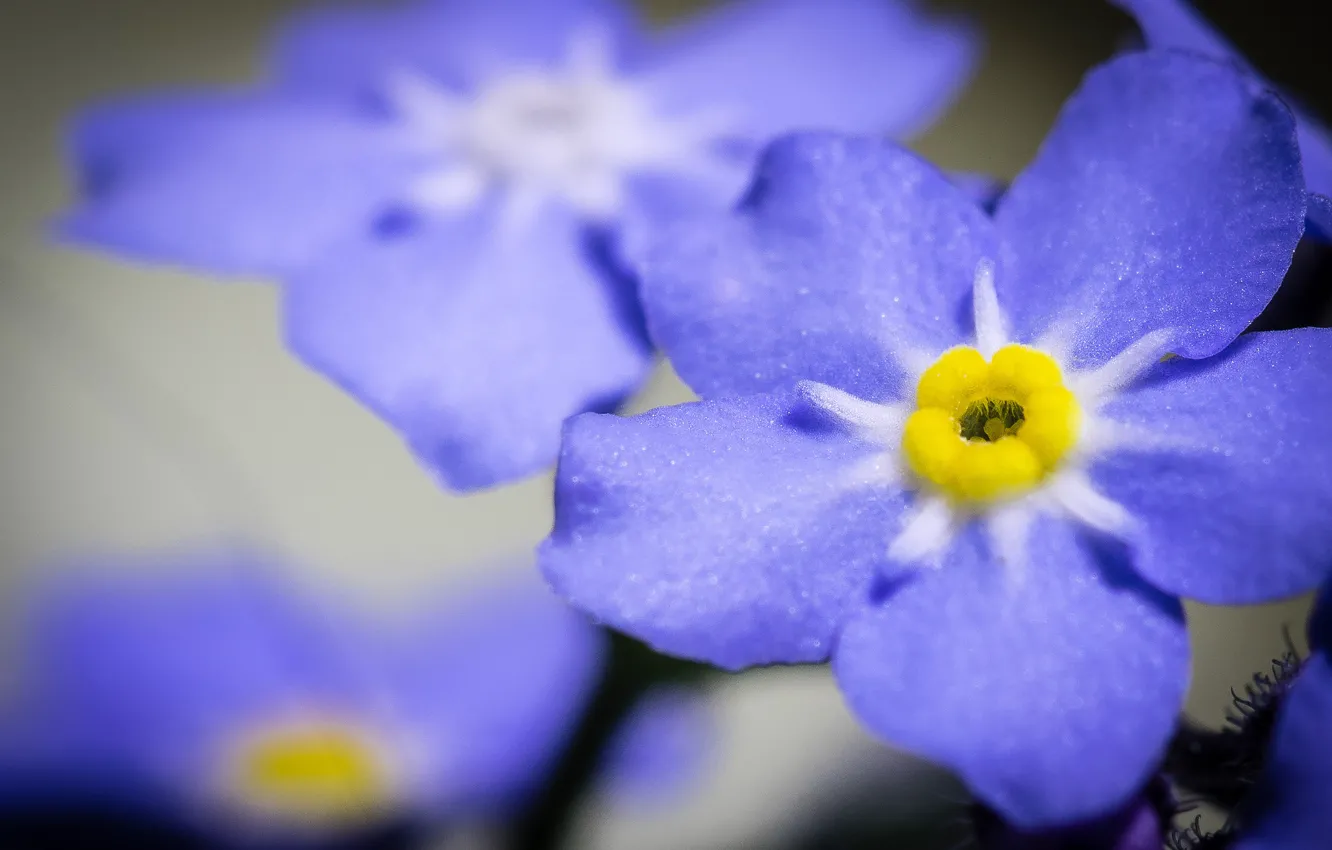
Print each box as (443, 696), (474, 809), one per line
(386, 28), (731, 231)
(801, 260), (1191, 574)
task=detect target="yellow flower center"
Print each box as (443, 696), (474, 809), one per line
(227, 720), (393, 826)
(902, 344), (1081, 504)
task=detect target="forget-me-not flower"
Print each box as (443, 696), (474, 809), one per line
(540, 50), (1332, 826)
(1230, 582), (1332, 849)
(1110, 0), (1332, 241)
(0, 552), (699, 840)
(61, 0), (976, 491)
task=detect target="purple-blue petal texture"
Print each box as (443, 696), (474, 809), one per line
(1093, 328), (1332, 604)
(275, 0), (645, 96)
(540, 388), (906, 670)
(636, 133), (995, 401)
(283, 208), (653, 490)
(1109, 0), (1332, 240)
(615, 167), (753, 273)
(834, 519), (1189, 828)
(372, 576), (604, 815)
(640, 0), (976, 142)
(62, 93), (420, 276)
(994, 51), (1304, 368)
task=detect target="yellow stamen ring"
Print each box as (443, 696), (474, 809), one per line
(903, 344), (1081, 504)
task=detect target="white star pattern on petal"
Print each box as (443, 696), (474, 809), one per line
(385, 27), (734, 231)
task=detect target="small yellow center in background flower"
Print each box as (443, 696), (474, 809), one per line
(903, 344), (1080, 504)
(227, 719), (393, 827)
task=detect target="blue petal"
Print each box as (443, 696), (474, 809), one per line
(375, 574), (604, 815)
(637, 133), (995, 400)
(1094, 329), (1332, 604)
(71, 90), (282, 194)
(283, 208), (652, 491)
(600, 686), (714, 805)
(615, 166), (752, 272)
(1233, 652), (1332, 850)
(640, 0), (977, 141)
(834, 519), (1188, 828)
(275, 0), (645, 96)
(540, 388), (906, 669)
(1111, 0), (1332, 234)
(994, 51), (1304, 369)
(63, 93), (419, 276)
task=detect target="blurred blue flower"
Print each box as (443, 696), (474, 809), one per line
(1231, 582), (1332, 849)
(599, 685), (713, 808)
(540, 50), (1331, 827)
(1110, 0), (1332, 241)
(61, 0), (977, 491)
(0, 551), (706, 841)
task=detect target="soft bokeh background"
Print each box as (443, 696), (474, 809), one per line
(0, 1), (1326, 847)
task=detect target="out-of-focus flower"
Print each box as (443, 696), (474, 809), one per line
(60, 0), (976, 491)
(598, 685), (713, 807)
(1230, 582), (1332, 849)
(0, 552), (706, 842)
(541, 50), (1331, 827)
(1109, 0), (1332, 241)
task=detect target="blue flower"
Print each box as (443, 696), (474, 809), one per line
(61, 0), (977, 491)
(540, 50), (1332, 827)
(1110, 0), (1332, 241)
(0, 551), (697, 840)
(1231, 582), (1332, 849)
